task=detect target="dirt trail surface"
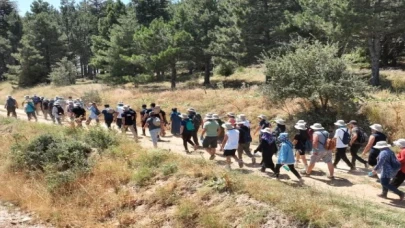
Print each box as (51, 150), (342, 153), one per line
(0, 202), (49, 228)
(1, 107), (405, 214)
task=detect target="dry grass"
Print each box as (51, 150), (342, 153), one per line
(1, 118), (405, 227)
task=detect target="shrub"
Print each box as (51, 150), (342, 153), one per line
(132, 167), (155, 186)
(214, 61), (236, 76)
(161, 163), (178, 176)
(49, 57), (77, 86)
(84, 127), (119, 151)
(81, 90), (102, 105)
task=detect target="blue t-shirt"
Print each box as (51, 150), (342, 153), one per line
(102, 109), (114, 121)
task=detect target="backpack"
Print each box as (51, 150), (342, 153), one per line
(390, 152), (402, 174)
(186, 119), (195, 131)
(320, 132), (336, 151)
(6, 98), (16, 108)
(240, 127), (252, 143)
(94, 108), (101, 116)
(356, 128), (368, 144)
(192, 113), (202, 128)
(152, 117), (161, 127)
(57, 106), (64, 115)
(339, 129), (351, 145)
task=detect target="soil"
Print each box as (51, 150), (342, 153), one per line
(0, 107), (404, 225)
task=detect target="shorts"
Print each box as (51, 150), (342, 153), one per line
(310, 150), (332, 164)
(203, 136), (218, 148)
(224, 149), (236, 156)
(296, 149), (305, 156)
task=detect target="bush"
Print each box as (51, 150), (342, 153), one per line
(214, 61), (236, 76)
(81, 90), (102, 105)
(84, 127), (119, 151)
(49, 57), (77, 86)
(132, 167), (155, 186)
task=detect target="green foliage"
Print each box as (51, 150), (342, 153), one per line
(133, 0), (171, 26)
(263, 38), (369, 112)
(132, 166), (155, 186)
(81, 90), (102, 104)
(214, 61), (236, 77)
(84, 127), (119, 151)
(49, 57), (77, 86)
(161, 163), (178, 176)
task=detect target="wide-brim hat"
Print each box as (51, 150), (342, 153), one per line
(227, 112), (235, 117)
(222, 123), (233, 130)
(334, 120), (347, 127)
(204, 114), (214, 120)
(257, 114), (267, 120)
(179, 114), (189, 119)
(294, 123), (306, 130)
(261, 127), (272, 134)
(236, 118), (246, 125)
(394, 139), (405, 148)
(212, 114), (220, 119)
(275, 119), (285, 125)
(188, 108), (196, 112)
(373, 141), (391, 149)
(296, 120), (306, 125)
(310, 123), (324, 130)
(370, 124), (383, 132)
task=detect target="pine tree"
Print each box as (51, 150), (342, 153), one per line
(132, 0), (170, 26)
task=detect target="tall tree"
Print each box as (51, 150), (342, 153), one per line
(132, 0), (170, 26)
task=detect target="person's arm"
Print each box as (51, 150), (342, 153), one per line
(254, 125), (261, 135)
(201, 123), (207, 138)
(373, 151), (387, 174)
(312, 134), (319, 151)
(361, 135), (375, 156)
(350, 132), (358, 146)
(254, 140), (264, 153)
(398, 150), (405, 164)
(220, 134), (229, 151)
(143, 119), (149, 129)
(180, 125), (184, 135)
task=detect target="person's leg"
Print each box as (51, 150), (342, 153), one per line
(141, 121), (146, 135)
(237, 144), (243, 160)
(380, 178), (404, 197)
(32, 112), (38, 122)
(368, 151), (379, 166)
(338, 148), (354, 169)
(390, 171), (405, 189)
(288, 165), (302, 179)
(333, 149), (342, 167)
(150, 129), (158, 148)
(7, 108), (10, 117)
(326, 162), (335, 177)
(185, 133), (194, 147)
(232, 153), (243, 168)
(182, 134), (189, 151)
(225, 156), (231, 169)
(133, 122), (138, 134)
(128, 125), (138, 141)
(274, 164), (282, 175)
(306, 163), (316, 174)
(266, 153), (276, 172)
(299, 150), (308, 169)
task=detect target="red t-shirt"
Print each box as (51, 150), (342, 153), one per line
(397, 148), (405, 173)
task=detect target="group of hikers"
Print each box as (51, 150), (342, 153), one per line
(3, 95), (405, 201)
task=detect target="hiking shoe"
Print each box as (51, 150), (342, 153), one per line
(185, 150), (190, 154)
(377, 194), (387, 199)
(327, 176), (335, 180)
(260, 167), (266, 173)
(365, 163), (369, 169)
(209, 155), (216, 160)
(350, 167), (356, 171)
(294, 162), (299, 168)
(399, 193), (404, 201)
(238, 160), (244, 168)
(251, 157), (256, 165)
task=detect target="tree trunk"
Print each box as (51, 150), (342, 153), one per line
(368, 36), (381, 86)
(204, 58), (211, 85)
(171, 63), (177, 90)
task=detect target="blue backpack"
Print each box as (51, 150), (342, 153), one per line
(340, 129), (351, 145)
(186, 120), (195, 131)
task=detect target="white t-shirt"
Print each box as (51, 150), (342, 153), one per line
(334, 127), (349, 148)
(224, 129), (240, 150)
(116, 106), (124, 119)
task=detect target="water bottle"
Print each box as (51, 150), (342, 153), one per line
(368, 171), (374, 177)
(283, 165), (290, 172)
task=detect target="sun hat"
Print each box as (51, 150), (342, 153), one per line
(275, 118), (285, 125)
(6, 95), (11, 98)
(370, 124), (383, 132)
(334, 120), (347, 127)
(394, 139), (405, 148)
(54, 101), (60, 105)
(188, 108), (196, 112)
(123, 105), (130, 109)
(294, 123), (306, 130)
(238, 114), (247, 121)
(261, 128), (272, 134)
(179, 114), (189, 119)
(373, 141), (391, 149)
(212, 114), (220, 119)
(348, 120), (357, 125)
(236, 118), (246, 125)
(222, 123), (234, 130)
(204, 114), (214, 120)
(257, 114), (267, 120)
(227, 112), (235, 117)
(310, 123), (324, 130)
(296, 120), (306, 125)
(24, 95), (29, 99)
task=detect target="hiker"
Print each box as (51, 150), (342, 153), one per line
(348, 120), (369, 169)
(71, 103), (86, 127)
(115, 102), (125, 129)
(58, 97), (66, 115)
(227, 112), (236, 126)
(254, 114), (270, 142)
(333, 120), (355, 171)
(144, 112), (161, 148)
(275, 133), (303, 181)
(52, 101), (64, 125)
(236, 119), (255, 164)
(273, 119), (286, 138)
(188, 108), (202, 147)
(254, 128), (277, 173)
(48, 99), (55, 123)
(201, 114), (220, 160)
(390, 139), (405, 193)
(24, 97), (37, 122)
(128, 106), (138, 135)
(361, 124), (387, 167)
(293, 123), (309, 170)
(121, 105), (138, 141)
(154, 105), (167, 137)
(32, 94), (41, 115)
(371, 141), (404, 201)
(213, 114), (225, 146)
(42, 99), (49, 120)
(5, 95), (17, 118)
(170, 108), (182, 136)
(75, 98), (84, 108)
(86, 102), (100, 125)
(66, 101), (75, 123)
(140, 104), (148, 136)
(238, 114), (250, 128)
(179, 114), (196, 153)
(220, 123), (243, 170)
(102, 104), (115, 129)
(302, 123), (335, 179)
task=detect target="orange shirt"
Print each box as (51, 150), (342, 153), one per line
(397, 148), (405, 173)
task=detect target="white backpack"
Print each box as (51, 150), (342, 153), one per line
(152, 117), (161, 127)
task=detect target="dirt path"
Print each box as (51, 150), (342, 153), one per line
(0, 202), (49, 228)
(1, 107), (404, 213)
